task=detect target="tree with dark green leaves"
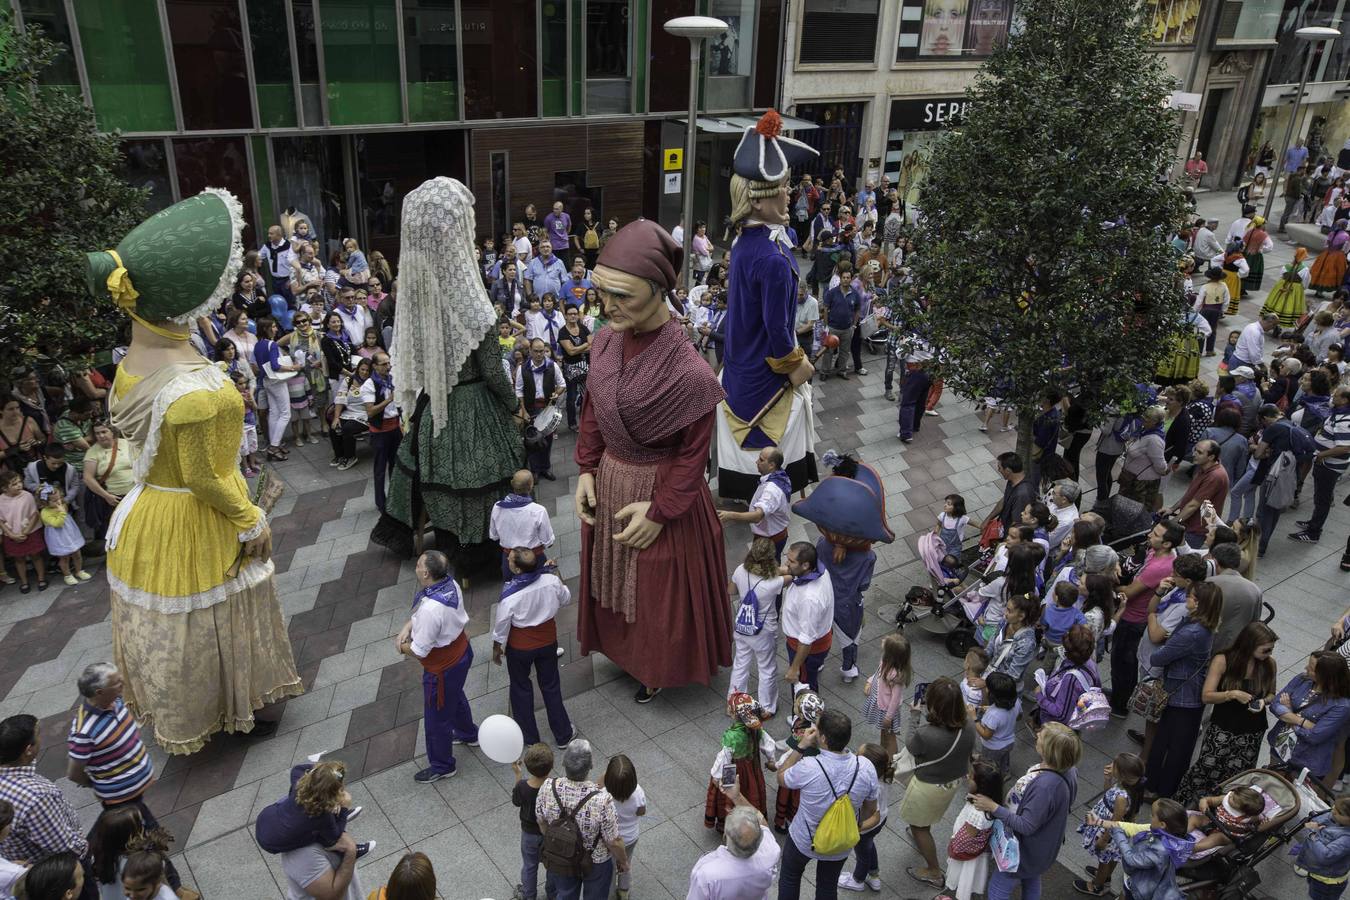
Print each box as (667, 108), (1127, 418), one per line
(907, 0), (1189, 470)
(0, 12), (145, 378)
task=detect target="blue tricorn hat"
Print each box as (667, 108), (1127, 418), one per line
(733, 110), (820, 183)
(792, 461), (894, 544)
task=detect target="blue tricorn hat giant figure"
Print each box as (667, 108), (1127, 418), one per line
(732, 109), (820, 184)
(793, 461), (894, 562)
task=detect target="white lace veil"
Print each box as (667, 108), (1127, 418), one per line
(391, 177), (498, 434)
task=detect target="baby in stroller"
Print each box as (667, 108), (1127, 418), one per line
(1186, 786), (1266, 861)
(917, 493), (979, 591)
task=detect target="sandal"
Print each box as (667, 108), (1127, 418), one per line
(36, 581), (48, 592)
(905, 867), (944, 888)
(1073, 878), (1110, 896)
(18, 584), (29, 594)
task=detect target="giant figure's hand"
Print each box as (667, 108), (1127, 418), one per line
(575, 472), (597, 526)
(243, 522), (273, 561)
(788, 356), (815, 387)
(613, 501), (663, 550)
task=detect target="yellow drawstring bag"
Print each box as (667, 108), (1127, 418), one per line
(812, 758), (861, 856)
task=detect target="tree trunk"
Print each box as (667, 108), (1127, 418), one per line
(1015, 412), (1036, 476)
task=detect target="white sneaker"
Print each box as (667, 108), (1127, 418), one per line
(838, 873), (866, 892)
(924, 409), (938, 416)
(864, 874), (881, 892)
(840, 667), (860, 683)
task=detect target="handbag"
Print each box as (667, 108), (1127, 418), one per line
(1128, 678), (1169, 722)
(948, 820), (991, 860)
(990, 819), (1020, 872)
(978, 517), (1004, 550)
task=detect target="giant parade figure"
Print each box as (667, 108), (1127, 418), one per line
(87, 190), (302, 753)
(574, 221), (732, 703)
(716, 111), (821, 501)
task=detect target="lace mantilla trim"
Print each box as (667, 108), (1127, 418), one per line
(238, 508), (267, 542)
(108, 558), (275, 615)
(132, 365), (228, 483)
(168, 188), (246, 324)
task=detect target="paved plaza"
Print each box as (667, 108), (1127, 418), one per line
(1, 191), (1344, 899)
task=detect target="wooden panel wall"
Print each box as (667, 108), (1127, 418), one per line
(469, 122), (646, 241)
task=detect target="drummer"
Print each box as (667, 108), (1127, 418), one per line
(515, 338), (567, 481)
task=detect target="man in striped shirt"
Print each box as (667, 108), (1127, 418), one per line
(67, 663), (157, 813)
(1291, 386), (1350, 543)
(0, 714), (87, 864)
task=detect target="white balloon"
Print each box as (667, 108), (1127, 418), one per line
(478, 714), (524, 764)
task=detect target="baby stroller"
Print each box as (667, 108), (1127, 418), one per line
(897, 543), (1002, 658)
(1178, 767), (1329, 899)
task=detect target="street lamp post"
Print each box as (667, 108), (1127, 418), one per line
(1264, 25), (1342, 222)
(663, 16), (727, 290)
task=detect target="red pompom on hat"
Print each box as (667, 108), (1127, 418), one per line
(755, 109), (782, 139)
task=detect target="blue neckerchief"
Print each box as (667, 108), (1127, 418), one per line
(1140, 424), (1165, 440)
(530, 361), (549, 375)
(762, 469), (792, 500)
(502, 567), (548, 599)
(1158, 586), (1187, 612)
(497, 493), (534, 510)
(1236, 381), (1258, 399)
(328, 329), (352, 347)
(794, 563), (825, 585)
(372, 373), (393, 401)
(414, 576), (460, 610)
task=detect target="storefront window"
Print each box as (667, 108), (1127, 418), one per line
(799, 0), (879, 64)
(173, 137), (257, 246)
(794, 101), (865, 186)
(321, 0), (400, 125)
(884, 97), (966, 207)
(166, 0), (253, 131)
(541, 0), (568, 116)
(895, 0), (1014, 61)
(118, 140), (174, 214)
(1215, 0), (1283, 43)
(74, 0), (176, 132)
(403, 0), (459, 122)
(706, 0), (753, 110)
(586, 0), (631, 113)
(272, 135), (347, 260)
(18, 0), (81, 94)
(461, 0), (538, 119)
(1146, 0), (1201, 45)
(292, 0), (324, 125)
(1267, 0), (1349, 85)
(648, 0), (694, 112)
(244, 0), (298, 126)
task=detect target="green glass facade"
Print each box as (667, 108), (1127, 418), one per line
(17, 0), (81, 96)
(322, 0), (401, 124)
(404, 0), (458, 122)
(245, 0), (299, 127)
(73, 0), (175, 132)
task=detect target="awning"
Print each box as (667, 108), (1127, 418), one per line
(777, 114), (820, 131)
(675, 113), (821, 134)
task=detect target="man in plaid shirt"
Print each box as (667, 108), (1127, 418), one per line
(0, 714), (87, 862)
(535, 739), (628, 899)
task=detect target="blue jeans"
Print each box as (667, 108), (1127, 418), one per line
(423, 646), (477, 774)
(1230, 463), (1259, 520)
(851, 821), (883, 880)
(786, 640), (828, 692)
(506, 643), (574, 746)
(833, 595), (863, 673)
(520, 831), (551, 900)
(987, 869), (1041, 900)
(778, 834), (847, 900)
(370, 428), (402, 512)
(546, 857), (613, 900)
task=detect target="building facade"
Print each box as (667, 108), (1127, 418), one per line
(10, 0), (786, 261)
(777, 0), (1296, 202)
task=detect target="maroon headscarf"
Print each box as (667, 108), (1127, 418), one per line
(595, 220), (683, 292)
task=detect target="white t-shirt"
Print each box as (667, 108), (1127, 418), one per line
(358, 378), (400, 422)
(280, 846), (364, 900)
(732, 564), (782, 632)
(610, 784), (646, 844)
(780, 571), (834, 645)
(489, 501), (555, 550)
(750, 476), (791, 538)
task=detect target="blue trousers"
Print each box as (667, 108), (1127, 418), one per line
(520, 831), (546, 900)
(506, 643), (574, 746)
(898, 367), (931, 439)
(987, 870), (1041, 900)
(834, 594), (863, 672)
(370, 428), (402, 513)
(547, 857), (613, 900)
(423, 645), (477, 774)
(786, 640), (828, 693)
(527, 433), (555, 478)
(777, 833), (846, 900)
(1309, 876), (1349, 899)
(850, 820), (884, 880)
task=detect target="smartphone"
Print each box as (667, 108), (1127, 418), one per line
(913, 681), (929, 707)
(720, 764), (737, 788)
(1247, 698), (1264, 712)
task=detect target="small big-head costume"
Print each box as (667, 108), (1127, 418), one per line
(705, 692), (775, 830)
(87, 189), (302, 754)
(717, 110), (820, 501)
(574, 220), (732, 689)
(372, 177), (524, 561)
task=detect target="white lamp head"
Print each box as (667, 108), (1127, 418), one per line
(664, 15), (729, 40)
(1294, 26), (1342, 40)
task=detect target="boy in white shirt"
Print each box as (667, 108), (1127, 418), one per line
(491, 549), (574, 748)
(489, 470), (556, 580)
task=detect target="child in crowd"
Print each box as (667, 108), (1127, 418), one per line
(231, 369), (261, 476)
(974, 672), (1019, 776)
(1296, 796), (1350, 900)
(936, 494), (977, 557)
(0, 472), (45, 593)
(961, 648), (988, 712)
(774, 690), (823, 834)
(838, 744), (893, 893)
(604, 754), (646, 900)
(708, 694), (776, 833)
(1221, 330), (1241, 374)
(1074, 752), (1146, 897)
(511, 743), (553, 900)
(939, 759), (1003, 900)
(488, 470), (556, 581)
(1187, 786), (1266, 859)
(728, 538), (784, 718)
(1043, 581), (1089, 656)
(1021, 501), (1053, 551)
(120, 832), (178, 900)
(356, 326), (382, 360)
(36, 483), (89, 585)
(0, 800), (24, 899)
(254, 761), (371, 859)
(286, 346), (318, 447)
(1091, 798), (1195, 900)
(862, 632), (912, 758)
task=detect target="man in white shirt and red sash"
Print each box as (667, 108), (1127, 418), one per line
(489, 470), (556, 580)
(492, 548), (575, 748)
(395, 551), (478, 784)
(718, 447), (792, 561)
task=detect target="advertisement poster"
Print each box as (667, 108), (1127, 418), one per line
(965, 0), (1012, 56)
(920, 0), (970, 56)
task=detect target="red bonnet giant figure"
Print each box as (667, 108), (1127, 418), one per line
(574, 220), (732, 703)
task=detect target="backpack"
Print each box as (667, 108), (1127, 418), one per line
(583, 223), (600, 250)
(1288, 422), (1319, 461)
(541, 781), (601, 878)
(733, 578), (768, 637)
(811, 758), (861, 856)
(1065, 668), (1111, 732)
(1264, 450), (1298, 510)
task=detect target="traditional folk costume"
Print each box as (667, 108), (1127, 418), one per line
(1310, 225), (1348, 295)
(1221, 242), (1249, 315)
(488, 493), (554, 580)
(88, 190), (301, 754)
(1157, 306), (1210, 384)
(492, 563), (573, 748)
(1241, 216), (1272, 293)
(716, 111), (820, 501)
(772, 690), (823, 833)
(409, 574), (477, 776)
(704, 693), (777, 833)
(372, 178), (524, 562)
(576, 221), (732, 690)
(1262, 248), (1312, 330)
(791, 461), (893, 680)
